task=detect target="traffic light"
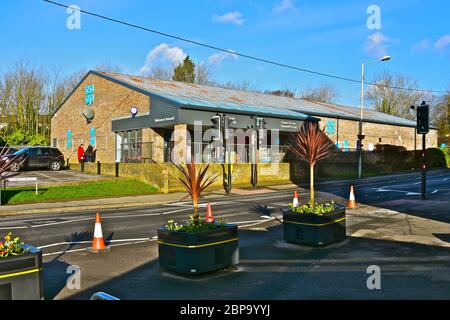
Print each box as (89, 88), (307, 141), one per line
(211, 115), (221, 141)
(416, 101), (429, 134)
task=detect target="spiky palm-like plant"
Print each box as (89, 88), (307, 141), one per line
(290, 122), (336, 205)
(0, 147), (26, 182)
(173, 161), (219, 226)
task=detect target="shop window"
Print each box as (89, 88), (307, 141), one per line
(117, 129), (152, 163)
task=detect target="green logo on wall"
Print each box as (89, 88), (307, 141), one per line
(85, 85), (95, 106)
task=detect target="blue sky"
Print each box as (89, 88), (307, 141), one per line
(1, 0), (449, 106)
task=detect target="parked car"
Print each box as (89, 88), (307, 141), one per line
(6, 147), (65, 172)
(0, 147), (18, 156)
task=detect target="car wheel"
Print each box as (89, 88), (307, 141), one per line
(10, 162), (20, 172)
(50, 161), (61, 171)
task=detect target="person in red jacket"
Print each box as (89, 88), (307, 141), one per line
(77, 144), (85, 163)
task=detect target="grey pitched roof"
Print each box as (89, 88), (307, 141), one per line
(59, 70), (422, 128)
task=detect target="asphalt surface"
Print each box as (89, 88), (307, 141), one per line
(0, 169), (448, 300)
(2, 169), (108, 187)
(0, 169), (448, 256)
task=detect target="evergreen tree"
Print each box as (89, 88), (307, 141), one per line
(172, 56), (196, 83)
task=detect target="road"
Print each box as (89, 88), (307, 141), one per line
(1, 169), (449, 300)
(0, 169), (448, 257)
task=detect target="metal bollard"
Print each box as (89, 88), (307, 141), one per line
(66, 157), (70, 170)
(97, 160), (101, 175)
(81, 161), (85, 173)
(115, 161), (119, 177)
(90, 292), (120, 300)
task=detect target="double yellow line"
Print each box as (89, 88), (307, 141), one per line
(284, 217), (346, 227)
(0, 268), (43, 280)
(158, 238), (238, 249)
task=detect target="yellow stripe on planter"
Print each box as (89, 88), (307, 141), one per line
(284, 217), (346, 227)
(0, 268), (43, 280)
(158, 238), (239, 249)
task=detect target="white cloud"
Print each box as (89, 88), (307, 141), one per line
(411, 39), (431, 53)
(273, 0), (297, 13)
(212, 12), (245, 26)
(435, 35), (450, 51)
(139, 43), (187, 75)
(365, 32), (390, 58)
(207, 51), (238, 66)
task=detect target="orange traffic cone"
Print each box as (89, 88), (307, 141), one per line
(292, 191), (299, 207)
(347, 186), (357, 209)
(206, 203), (215, 223)
(91, 212), (107, 252)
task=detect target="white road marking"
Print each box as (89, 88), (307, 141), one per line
(38, 238), (152, 250)
(0, 208), (191, 230)
(0, 226), (28, 230)
(40, 238), (154, 256)
(431, 190), (439, 194)
(30, 217), (92, 228)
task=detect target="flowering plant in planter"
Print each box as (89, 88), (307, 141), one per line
(290, 121), (337, 214)
(158, 161), (239, 274)
(288, 201), (336, 215)
(283, 122), (346, 246)
(170, 161), (219, 228)
(0, 232), (29, 257)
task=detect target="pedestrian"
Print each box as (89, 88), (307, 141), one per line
(85, 145), (93, 162)
(91, 147), (97, 163)
(77, 144), (85, 163)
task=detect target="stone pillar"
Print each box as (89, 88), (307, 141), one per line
(149, 128), (164, 163)
(173, 124), (188, 164)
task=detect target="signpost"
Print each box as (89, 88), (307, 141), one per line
(0, 177), (39, 205)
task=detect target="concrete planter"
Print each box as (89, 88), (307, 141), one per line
(283, 205), (347, 247)
(158, 224), (239, 275)
(0, 245), (44, 300)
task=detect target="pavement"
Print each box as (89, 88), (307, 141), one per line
(1, 168), (448, 216)
(0, 168), (448, 299)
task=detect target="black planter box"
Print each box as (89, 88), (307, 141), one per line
(158, 224), (239, 275)
(283, 205), (347, 247)
(0, 245), (44, 300)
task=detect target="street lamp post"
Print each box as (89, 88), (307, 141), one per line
(358, 55), (391, 179)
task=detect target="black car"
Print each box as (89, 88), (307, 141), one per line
(7, 147), (65, 172)
(0, 147), (18, 155)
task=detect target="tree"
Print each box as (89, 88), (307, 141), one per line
(366, 72), (433, 120)
(433, 89), (450, 145)
(300, 84), (338, 103)
(265, 88), (295, 98)
(290, 122), (336, 205)
(172, 56), (196, 83)
(219, 80), (258, 92)
(195, 63), (214, 86)
(147, 65), (173, 81)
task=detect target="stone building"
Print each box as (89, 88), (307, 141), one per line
(50, 70), (438, 164)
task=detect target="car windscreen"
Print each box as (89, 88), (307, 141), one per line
(12, 148), (30, 156)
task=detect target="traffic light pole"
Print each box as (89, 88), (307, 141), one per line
(421, 134), (426, 200)
(222, 114), (232, 195)
(412, 101), (429, 201)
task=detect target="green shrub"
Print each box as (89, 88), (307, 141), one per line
(288, 201), (336, 215)
(5, 129), (48, 146)
(374, 144), (410, 171)
(441, 147), (450, 168)
(412, 148), (447, 169)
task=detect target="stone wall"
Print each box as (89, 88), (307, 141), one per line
(318, 116), (438, 151)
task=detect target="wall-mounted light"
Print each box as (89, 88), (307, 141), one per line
(130, 106), (139, 118)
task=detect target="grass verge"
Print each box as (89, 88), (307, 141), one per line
(1, 179), (158, 205)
